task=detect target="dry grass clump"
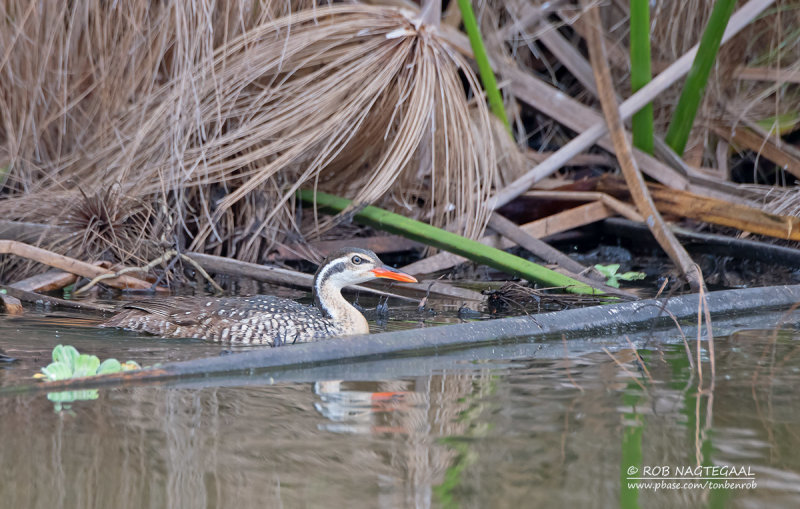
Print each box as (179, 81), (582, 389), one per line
(0, 1), (496, 277)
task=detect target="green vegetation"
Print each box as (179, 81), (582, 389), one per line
(594, 264), (646, 288)
(629, 0), (654, 154)
(38, 344), (140, 381)
(456, 0), (512, 136)
(36, 345), (141, 412)
(664, 0), (737, 155)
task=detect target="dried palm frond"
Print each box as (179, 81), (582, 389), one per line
(1, 2), (497, 277)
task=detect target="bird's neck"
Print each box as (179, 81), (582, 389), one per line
(313, 282), (369, 336)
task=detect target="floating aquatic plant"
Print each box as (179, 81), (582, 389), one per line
(35, 345), (141, 412)
(37, 344), (140, 381)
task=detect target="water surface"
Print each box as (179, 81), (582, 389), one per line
(1, 308), (799, 508)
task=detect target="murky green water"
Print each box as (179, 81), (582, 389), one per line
(1, 309), (799, 508)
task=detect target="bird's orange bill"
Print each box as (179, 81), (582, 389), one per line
(370, 266), (418, 283)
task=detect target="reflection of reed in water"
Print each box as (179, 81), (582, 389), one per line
(314, 373), (488, 508)
(0, 371), (489, 509)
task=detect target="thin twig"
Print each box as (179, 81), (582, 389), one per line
(74, 250), (225, 295)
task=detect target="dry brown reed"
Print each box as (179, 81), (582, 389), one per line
(0, 1), (496, 279)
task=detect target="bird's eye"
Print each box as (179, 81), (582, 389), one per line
(351, 255), (362, 265)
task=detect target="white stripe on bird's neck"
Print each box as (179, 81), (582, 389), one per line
(313, 257), (369, 336)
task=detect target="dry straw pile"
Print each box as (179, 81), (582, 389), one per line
(0, 0), (496, 272)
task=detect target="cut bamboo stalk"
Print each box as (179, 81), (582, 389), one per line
(582, 1), (703, 290)
(0, 240), (159, 291)
(299, 190), (601, 294)
(402, 201), (618, 275)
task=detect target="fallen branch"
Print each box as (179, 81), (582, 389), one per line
(0, 285), (114, 313)
(0, 240), (160, 292)
(10, 269), (79, 292)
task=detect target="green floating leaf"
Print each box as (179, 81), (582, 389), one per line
(73, 354), (101, 378)
(97, 358), (123, 375)
(41, 362), (73, 382)
(37, 345), (143, 412)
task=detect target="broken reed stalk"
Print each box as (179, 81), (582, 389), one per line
(487, 0), (777, 211)
(400, 196), (639, 276)
(581, 2), (703, 291)
(597, 177), (800, 240)
(298, 189), (602, 295)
